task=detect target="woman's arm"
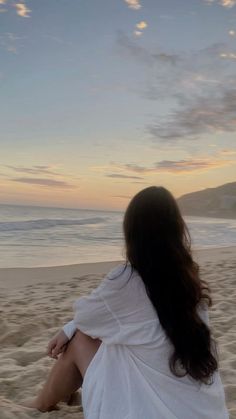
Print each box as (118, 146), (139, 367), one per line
(46, 320), (76, 359)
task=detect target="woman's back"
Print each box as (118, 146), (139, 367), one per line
(72, 263), (229, 419)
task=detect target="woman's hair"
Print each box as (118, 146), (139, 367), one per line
(123, 186), (218, 384)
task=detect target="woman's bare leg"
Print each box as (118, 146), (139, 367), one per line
(23, 330), (102, 412)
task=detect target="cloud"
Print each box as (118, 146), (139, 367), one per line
(114, 156), (234, 175)
(148, 89), (236, 140)
(229, 30), (236, 36)
(117, 36), (236, 142)
(5, 165), (60, 176)
(118, 35), (227, 80)
(124, 0), (141, 10)
(220, 0), (236, 7)
(111, 195), (132, 199)
(154, 159), (232, 173)
(15, 2), (31, 17)
(12, 178), (74, 188)
(134, 30), (143, 37)
(106, 173), (144, 179)
(0, 0), (7, 11)
(136, 21), (147, 30)
(220, 52), (236, 59)
(134, 21), (148, 37)
(117, 33), (179, 66)
(204, 0), (236, 6)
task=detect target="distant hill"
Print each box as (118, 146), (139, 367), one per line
(177, 182), (236, 219)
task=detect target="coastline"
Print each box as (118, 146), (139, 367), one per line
(0, 246), (235, 418)
(0, 245), (235, 289)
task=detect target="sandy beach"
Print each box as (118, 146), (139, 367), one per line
(0, 247), (235, 418)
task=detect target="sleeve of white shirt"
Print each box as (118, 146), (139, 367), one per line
(62, 263), (130, 342)
(63, 319), (77, 340)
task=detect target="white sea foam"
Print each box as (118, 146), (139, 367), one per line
(0, 217), (107, 232)
(0, 204), (235, 268)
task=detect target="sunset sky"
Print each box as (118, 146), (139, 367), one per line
(0, 0), (236, 210)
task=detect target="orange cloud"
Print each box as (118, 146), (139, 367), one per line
(205, 0), (236, 7)
(221, 0), (236, 7)
(136, 21), (147, 30)
(124, 0), (141, 10)
(15, 2), (31, 17)
(93, 156), (235, 176)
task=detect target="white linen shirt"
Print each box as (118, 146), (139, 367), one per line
(63, 263), (229, 419)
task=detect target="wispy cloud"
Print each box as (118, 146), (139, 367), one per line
(93, 150), (235, 177)
(124, 0), (141, 10)
(0, 0), (7, 11)
(204, 0), (236, 7)
(229, 30), (236, 36)
(117, 33), (179, 65)
(134, 21), (148, 37)
(5, 165), (60, 176)
(0, 1), (31, 16)
(136, 21), (147, 30)
(15, 2), (31, 17)
(148, 89), (236, 140)
(220, 0), (236, 7)
(112, 156), (234, 175)
(111, 195), (132, 199)
(12, 178), (74, 188)
(220, 52), (236, 59)
(117, 35), (236, 142)
(106, 173), (144, 180)
(134, 31), (143, 37)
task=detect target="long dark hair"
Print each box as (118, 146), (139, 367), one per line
(123, 186), (218, 384)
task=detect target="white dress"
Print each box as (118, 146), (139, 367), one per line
(63, 263), (229, 419)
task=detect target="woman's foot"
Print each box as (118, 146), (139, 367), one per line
(21, 398), (59, 412)
(65, 390), (82, 406)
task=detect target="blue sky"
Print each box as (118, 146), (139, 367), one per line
(0, 0), (236, 210)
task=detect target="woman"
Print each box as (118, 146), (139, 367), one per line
(25, 186), (229, 418)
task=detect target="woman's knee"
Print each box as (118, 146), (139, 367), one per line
(66, 330), (101, 356)
(65, 330), (102, 378)
(74, 329), (101, 344)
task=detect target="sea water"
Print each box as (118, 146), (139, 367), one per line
(0, 204), (235, 268)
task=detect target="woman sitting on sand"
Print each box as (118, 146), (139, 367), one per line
(25, 186), (229, 418)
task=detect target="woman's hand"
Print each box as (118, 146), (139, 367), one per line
(47, 330), (69, 359)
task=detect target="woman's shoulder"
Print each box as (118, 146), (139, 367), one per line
(105, 262), (133, 281)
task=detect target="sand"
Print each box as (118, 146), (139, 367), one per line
(0, 248), (235, 418)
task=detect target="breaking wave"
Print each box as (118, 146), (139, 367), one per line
(0, 217), (107, 232)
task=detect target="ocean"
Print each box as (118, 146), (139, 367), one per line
(0, 204), (235, 268)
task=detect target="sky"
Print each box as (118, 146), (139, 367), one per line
(0, 0), (236, 211)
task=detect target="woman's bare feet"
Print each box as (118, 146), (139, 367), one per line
(21, 398), (59, 412)
(65, 390), (82, 406)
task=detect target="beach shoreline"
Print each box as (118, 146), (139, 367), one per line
(0, 245), (235, 289)
(0, 246), (235, 418)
